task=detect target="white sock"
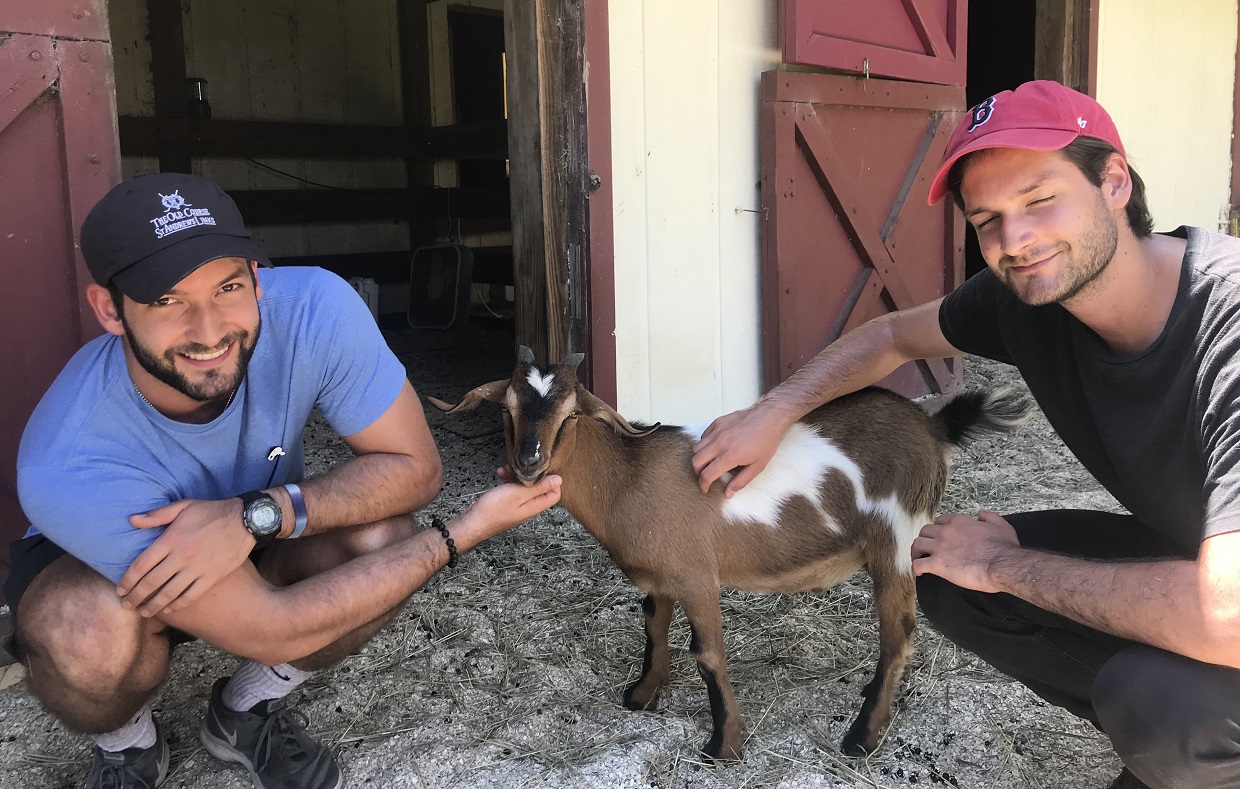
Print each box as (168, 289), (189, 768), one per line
(222, 660), (315, 713)
(94, 705), (157, 753)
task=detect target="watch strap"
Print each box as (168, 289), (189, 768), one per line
(238, 489), (280, 549)
(283, 483), (308, 538)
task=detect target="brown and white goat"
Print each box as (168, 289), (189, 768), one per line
(430, 347), (1029, 762)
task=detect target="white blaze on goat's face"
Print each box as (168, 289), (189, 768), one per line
(527, 368), (555, 398)
(507, 367), (583, 481)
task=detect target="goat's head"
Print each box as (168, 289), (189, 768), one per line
(428, 346), (659, 485)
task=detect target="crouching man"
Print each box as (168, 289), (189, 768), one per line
(8, 173), (562, 789)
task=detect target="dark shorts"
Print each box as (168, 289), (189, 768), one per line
(4, 533), (65, 620)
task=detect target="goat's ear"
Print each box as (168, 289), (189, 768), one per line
(517, 345), (537, 366)
(427, 379), (509, 414)
(577, 388), (660, 438)
(558, 352), (585, 371)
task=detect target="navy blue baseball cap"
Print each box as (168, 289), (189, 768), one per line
(80, 173), (271, 304)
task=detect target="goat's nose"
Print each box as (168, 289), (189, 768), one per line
(517, 439), (543, 469)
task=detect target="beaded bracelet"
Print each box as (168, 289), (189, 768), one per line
(432, 517), (458, 568)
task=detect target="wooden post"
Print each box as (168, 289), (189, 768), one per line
(504, 0), (588, 367)
(146, 0), (191, 173)
(1034, 0), (1093, 93)
(398, 0), (436, 249)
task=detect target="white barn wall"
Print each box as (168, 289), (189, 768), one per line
(1095, 0), (1237, 232)
(609, 1), (780, 423)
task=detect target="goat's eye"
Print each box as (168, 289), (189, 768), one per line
(569, 411), (582, 419)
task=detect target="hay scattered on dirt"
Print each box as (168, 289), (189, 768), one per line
(0, 328), (1124, 789)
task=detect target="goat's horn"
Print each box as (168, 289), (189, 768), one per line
(427, 379), (509, 414)
(559, 352), (585, 371)
(577, 388), (660, 438)
(517, 345), (537, 365)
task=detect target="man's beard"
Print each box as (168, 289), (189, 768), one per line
(998, 197), (1120, 307)
(123, 315), (261, 403)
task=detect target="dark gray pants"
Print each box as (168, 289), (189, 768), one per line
(916, 510), (1240, 789)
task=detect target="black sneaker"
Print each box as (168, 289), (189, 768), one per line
(1107, 767), (1152, 789)
(80, 719), (169, 788)
(200, 677), (341, 789)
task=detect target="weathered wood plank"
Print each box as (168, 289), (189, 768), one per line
(505, 0), (548, 360)
(1035, 0), (1092, 93)
(538, 0), (587, 363)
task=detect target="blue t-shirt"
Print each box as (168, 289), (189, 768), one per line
(17, 267), (409, 583)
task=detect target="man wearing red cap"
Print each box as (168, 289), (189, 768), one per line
(692, 80), (1240, 789)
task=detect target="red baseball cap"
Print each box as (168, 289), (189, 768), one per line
(927, 80), (1126, 205)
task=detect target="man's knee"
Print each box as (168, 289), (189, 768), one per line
(1095, 645), (1240, 789)
(18, 558), (159, 690)
(915, 573), (979, 643)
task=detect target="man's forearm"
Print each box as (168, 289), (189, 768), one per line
(168, 507), (483, 664)
(990, 548), (1240, 668)
(760, 300), (957, 417)
(761, 316), (907, 417)
(270, 452), (441, 539)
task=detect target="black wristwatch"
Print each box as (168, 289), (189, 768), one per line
(239, 490), (282, 549)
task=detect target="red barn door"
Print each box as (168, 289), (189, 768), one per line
(783, 0), (967, 86)
(0, 1), (118, 598)
(763, 0), (967, 399)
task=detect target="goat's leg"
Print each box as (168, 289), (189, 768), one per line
(680, 588), (743, 762)
(841, 565), (916, 756)
(623, 593), (675, 711)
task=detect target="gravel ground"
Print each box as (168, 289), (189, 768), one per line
(0, 322), (1126, 789)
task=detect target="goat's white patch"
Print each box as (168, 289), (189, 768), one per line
(683, 423), (925, 554)
(683, 423), (857, 532)
(526, 369), (554, 398)
(868, 496), (929, 575)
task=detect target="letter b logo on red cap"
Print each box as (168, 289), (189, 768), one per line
(966, 97), (997, 133)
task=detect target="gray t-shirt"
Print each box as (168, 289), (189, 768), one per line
(939, 226), (1240, 553)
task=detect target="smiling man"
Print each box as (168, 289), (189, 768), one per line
(8, 173), (561, 789)
(690, 81), (1240, 789)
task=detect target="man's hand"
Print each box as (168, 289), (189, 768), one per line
(691, 404), (795, 496)
(119, 498), (255, 617)
(910, 509), (1021, 593)
(457, 471), (562, 544)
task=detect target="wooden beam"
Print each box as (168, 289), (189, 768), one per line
(505, 0), (549, 361)
(426, 120), (509, 159)
(119, 116), (507, 160)
(538, 0), (588, 364)
(227, 187), (510, 225)
(398, 0), (436, 250)
(1034, 0), (1092, 93)
(145, 0), (191, 173)
(505, 0), (589, 366)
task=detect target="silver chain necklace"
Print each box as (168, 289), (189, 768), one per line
(133, 383), (237, 412)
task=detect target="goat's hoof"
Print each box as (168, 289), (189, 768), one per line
(839, 729), (876, 758)
(701, 736), (742, 764)
(622, 682), (661, 711)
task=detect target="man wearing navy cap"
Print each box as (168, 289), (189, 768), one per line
(9, 173), (562, 789)
(692, 80), (1240, 788)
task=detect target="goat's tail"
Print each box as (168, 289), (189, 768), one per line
(933, 386), (1033, 447)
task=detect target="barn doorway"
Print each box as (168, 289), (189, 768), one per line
(109, 0), (598, 395)
(964, 0), (1095, 277)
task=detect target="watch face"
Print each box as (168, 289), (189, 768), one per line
(247, 497), (282, 535)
